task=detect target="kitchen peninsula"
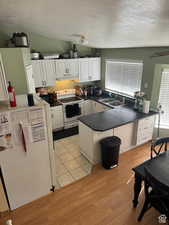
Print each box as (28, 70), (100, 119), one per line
(79, 105), (157, 165)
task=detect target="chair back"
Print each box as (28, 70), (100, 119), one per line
(151, 137), (169, 159)
(144, 167), (169, 217)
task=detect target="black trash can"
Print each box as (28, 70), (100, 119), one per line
(100, 136), (121, 169)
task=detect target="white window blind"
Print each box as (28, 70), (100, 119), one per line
(158, 69), (169, 128)
(105, 60), (143, 97)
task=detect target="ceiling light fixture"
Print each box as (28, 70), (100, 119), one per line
(71, 34), (88, 45)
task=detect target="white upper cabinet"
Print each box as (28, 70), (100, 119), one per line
(32, 57), (101, 87)
(0, 54), (8, 101)
(55, 60), (66, 79)
(55, 59), (79, 80)
(88, 58), (101, 81)
(32, 60), (44, 87)
(79, 59), (89, 82)
(32, 60), (56, 87)
(41, 60), (56, 86)
(79, 58), (101, 82)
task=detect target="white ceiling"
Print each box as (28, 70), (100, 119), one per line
(1, 0), (169, 48)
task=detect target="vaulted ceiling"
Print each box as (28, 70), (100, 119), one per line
(1, 0), (169, 48)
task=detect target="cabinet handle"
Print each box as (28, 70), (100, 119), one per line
(65, 68), (69, 74)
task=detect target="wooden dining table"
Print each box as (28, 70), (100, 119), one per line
(132, 151), (169, 207)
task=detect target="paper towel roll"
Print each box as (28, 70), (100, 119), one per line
(143, 100), (150, 114)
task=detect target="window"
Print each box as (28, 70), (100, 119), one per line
(158, 69), (169, 128)
(105, 59), (143, 97)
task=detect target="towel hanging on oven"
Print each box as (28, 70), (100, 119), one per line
(65, 104), (81, 118)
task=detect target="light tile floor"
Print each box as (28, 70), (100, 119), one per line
(54, 135), (93, 188)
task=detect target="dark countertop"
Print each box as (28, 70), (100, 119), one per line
(79, 106), (157, 131)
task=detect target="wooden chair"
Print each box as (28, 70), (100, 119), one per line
(138, 167), (169, 222)
(151, 137), (169, 159)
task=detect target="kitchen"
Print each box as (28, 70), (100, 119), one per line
(1, 1), (169, 224)
(0, 43), (157, 209)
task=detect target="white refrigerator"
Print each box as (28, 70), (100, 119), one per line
(0, 95), (56, 210)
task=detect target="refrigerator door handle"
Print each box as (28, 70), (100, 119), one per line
(19, 122), (27, 153)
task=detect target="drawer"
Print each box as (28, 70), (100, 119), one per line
(138, 116), (155, 128)
(137, 125), (154, 133)
(137, 129), (153, 145)
(50, 106), (63, 112)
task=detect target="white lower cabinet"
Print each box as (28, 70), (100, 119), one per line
(79, 121), (113, 164)
(114, 123), (136, 153)
(50, 106), (64, 130)
(92, 101), (110, 113)
(83, 100), (93, 115)
(136, 116), (155, 145)
(79, 115), (155, 165)
(83, 100), (110, 115)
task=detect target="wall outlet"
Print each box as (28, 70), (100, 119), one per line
(144, 83), (148, 89)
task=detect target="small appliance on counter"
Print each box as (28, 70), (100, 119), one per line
(31, 51), (39, 60)
(10, 32), (29, 47)
(87, 85), (95, 96)
(94, 87), (103, 97)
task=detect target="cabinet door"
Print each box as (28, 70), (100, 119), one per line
(92, 101), (109, 113)
(114, 123), (135, 153)
(55, 60), (66, 79)
(84, 100), (93, 115)
(79, 59), (89, 82)
(136, 116), (155, 145)
(55, 59), (79, 80)
(41, 60), (56, 86)
(94, 102), (103, 113)
(51, 106), (64, 130)
(67, 59), (79, 78)
(88, 58), (101, 81)
(21, 48), (31, 66)
(25, 65), (35, 93)
(0, 55), (8, 101)
(32, 61), (45, 87)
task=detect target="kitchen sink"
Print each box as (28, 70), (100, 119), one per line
(109, 101), (124, 106)
(98, 98), (115, 103)
(98, 98), (124, 107)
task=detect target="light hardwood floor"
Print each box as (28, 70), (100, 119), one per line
(1, 142), (160, 225)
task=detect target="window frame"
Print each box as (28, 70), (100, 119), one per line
(155, 68), (169, 129)
(105, 59), (143, 98)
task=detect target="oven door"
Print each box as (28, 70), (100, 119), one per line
(63, 102), (84, 123)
